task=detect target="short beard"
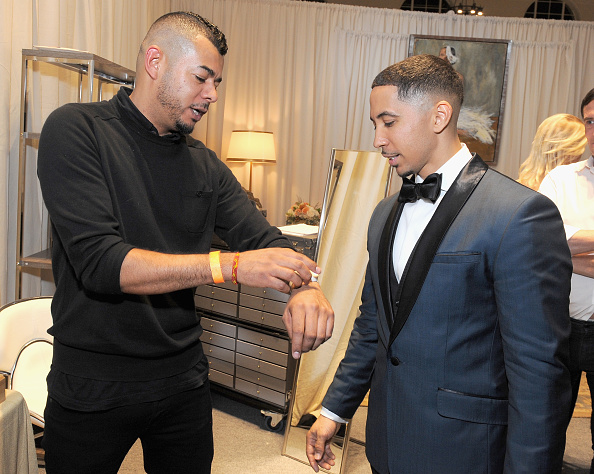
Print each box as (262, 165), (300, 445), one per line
(174, 117), (195, 135)
(157, 73), (195, 135)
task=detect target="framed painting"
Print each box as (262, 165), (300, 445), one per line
(408, 35), (512, 164)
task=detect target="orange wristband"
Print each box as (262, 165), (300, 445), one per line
(231, 252), (240, 285)
(209, 251), (224, 284)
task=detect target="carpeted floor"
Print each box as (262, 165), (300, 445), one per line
(38, 377), (594, 473)
(574, 373), (592, 418)
(37, 390), (370, 474)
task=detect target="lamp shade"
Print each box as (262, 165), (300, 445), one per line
(226, 131), (276, 163)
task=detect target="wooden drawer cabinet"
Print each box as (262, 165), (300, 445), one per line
(194, 295), (237, 318)
(196, 285), (239, 304)
(208, 369), (234, 388)
(236, 366), (286, 393)
(235, 340), (287, 367)
(238, 306), (285, 330)
(200, 316), (236, 338)
(240, 285), (289, 302)
(202, 342), (235, 364)
(208, 356), (235, 375)
(240, 294), (287, 318)
(237, 326), (289, 353)
(200, 330), (235, 351)
(195, 282), (239, 318)
(236, 353), (287, 380)
(235, 378), (286, 407)
(196, 282), (296, 412)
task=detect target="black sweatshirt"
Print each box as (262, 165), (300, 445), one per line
(37, 87), (291, 409)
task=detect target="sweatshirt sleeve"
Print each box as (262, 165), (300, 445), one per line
(189, 142), (293, 253)
(37, 104), (133, 294)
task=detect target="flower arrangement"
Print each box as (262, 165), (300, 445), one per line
(285, 199), (321, 226)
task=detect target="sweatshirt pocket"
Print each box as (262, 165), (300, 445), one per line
(182, 189), (213, 233)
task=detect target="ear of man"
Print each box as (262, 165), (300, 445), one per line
(144, 45), (163, 80)
(433, 100), (455, 135)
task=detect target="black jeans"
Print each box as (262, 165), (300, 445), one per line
(43, 382), (213, 474)
(568, 318), (594, 468)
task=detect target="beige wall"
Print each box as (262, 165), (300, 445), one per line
(323, 0), (594, 21)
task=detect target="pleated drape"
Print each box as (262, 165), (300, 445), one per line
(1, 0), (593, 307)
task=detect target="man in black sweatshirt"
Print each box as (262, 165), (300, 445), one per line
(37, 11), (333, 474)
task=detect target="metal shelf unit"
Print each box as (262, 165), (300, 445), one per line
(16, 48), (135, 299)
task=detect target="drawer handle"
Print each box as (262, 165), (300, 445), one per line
(259, 351), (262, 355)
(257, 390), (260, 394)
(257, 365), (260, 369)
(257, 377), (260, 381)
(209, 337), (212, 340)
(261, 317), (265, 321)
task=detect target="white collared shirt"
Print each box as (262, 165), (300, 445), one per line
(393, 144), (473, 281)
(538, 156), (594, 321)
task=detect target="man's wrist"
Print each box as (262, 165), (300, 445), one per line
(320, 406), (349, 424)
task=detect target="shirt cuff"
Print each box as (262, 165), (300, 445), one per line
(320, 407), (349, 424)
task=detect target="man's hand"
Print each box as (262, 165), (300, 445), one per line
(306, 416), (340, 472)
(229, 247), (334, 357)
(232, 248), (321, 293)
(284, 283), (334, 358)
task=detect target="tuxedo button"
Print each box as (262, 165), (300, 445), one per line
(390, 356), (400, 366)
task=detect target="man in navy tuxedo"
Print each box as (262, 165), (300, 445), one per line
(306, 54), (572, 473)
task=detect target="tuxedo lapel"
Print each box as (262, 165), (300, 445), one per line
(388, 155), (488, 346)
(377, 199), (404, 332)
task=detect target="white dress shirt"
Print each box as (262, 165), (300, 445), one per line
(393, 144), (473, 281)
(321, 144), (473, 423)
(538, 156), (594, 321)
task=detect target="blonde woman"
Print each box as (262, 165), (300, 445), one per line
(518, 113), (587, 190)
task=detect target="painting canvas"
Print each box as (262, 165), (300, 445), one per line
(409, 35), (512, 164)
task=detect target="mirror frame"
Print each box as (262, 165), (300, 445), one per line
(282, 149), (394, 473)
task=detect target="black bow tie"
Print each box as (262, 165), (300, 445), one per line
(398, 173), (442, 203)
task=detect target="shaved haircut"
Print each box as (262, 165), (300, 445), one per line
(372, 54), (464, 115)
(139, 11), (227, 66)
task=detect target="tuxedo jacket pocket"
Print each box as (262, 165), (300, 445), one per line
(433, 251), (482, 264)
(437, 388), (508, 425)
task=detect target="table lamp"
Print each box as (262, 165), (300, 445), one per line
(226, 130), (276, 193)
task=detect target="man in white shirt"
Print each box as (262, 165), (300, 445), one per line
(539, 87), (594, 471)
(305, 54), (573, 474)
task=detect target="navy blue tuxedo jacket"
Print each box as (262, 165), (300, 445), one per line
(322, 156), (572, 473)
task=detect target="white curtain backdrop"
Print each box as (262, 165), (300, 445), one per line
(2, 0), (594, 303)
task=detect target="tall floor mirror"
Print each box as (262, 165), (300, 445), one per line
(281, 149), (395, 472)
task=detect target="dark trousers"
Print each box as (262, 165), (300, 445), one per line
(42, 382), (213, 474)
(568, 318), (594, 470)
